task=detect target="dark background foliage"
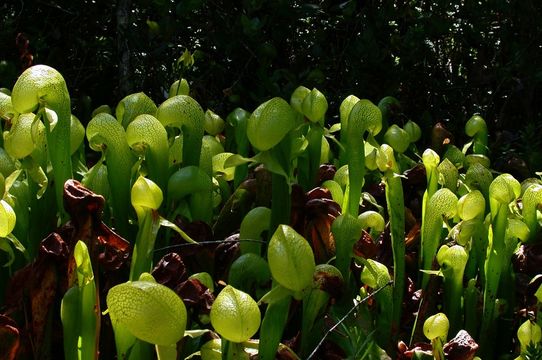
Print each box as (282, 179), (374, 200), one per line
(1, 0), (541, 173)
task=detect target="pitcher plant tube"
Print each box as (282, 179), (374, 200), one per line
(11, 65), (72, 220)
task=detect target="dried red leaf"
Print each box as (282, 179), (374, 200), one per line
(29, 263), (57, 355)
(291, 187), (341, 264)
(152, 252), (187, 289)
(39, 232), (70, 261)
(177, 219), (214, 243)
(513, 243), (542, 276)
(405, 221), (421, 247)
(306, 187), (333, 202)
(63, 180), (131, 271)
(175, 278), (214, 314)
(353, 229), (378, 259)
(397, 341), (433, 359)
(63, 179), (105, 224)
(4, 235), (63, 358)
(443, 330), (479, 360)
(403, 164), (426, 187)
(313, 267), (344, 299)
(0, 314), (20, 360)
(96, 222), (130, 271)
(318, 164), (337, 184)
(306, 219), (334, 263)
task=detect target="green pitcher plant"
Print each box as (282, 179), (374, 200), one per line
(2, 65), (542, 360)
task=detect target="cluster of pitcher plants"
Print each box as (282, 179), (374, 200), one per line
(1, 65), (542, 359)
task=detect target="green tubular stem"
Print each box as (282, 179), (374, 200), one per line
(360, 258), (393, 352)
(480, 205), (508, 355)
(190, 192), (214, 223)
(61, 286), (81, 360)
(111, 322), (137, 360)
(129, 210), (160, 281)
(74, 241), (99, 360)
(27, 179), (56, 259)
(80, 274), (99, 360)
(229, 108), (250, 188)
(168, 166), (210, 195)
(168, 165), (213, 222)
(301, 123), (323, 191)
(420, 188), (458, 289)
(11, 65), (73, 221)
(438, 245), (468, 335)
(447, 280), (464, 332)
(522, 184), (542, 241)
(156, 95), (205, 168)
(155, 344), (177, 360)
(344, 99), (382, 217)
(126, 114), (169, 192)
(384, 169), (405, 338)
(431, 338), (446, 360)
(338, 95), (360, 166)
(112, 326), (152, 360)
(222, 340), (248, 360)
(479, 174), (521, 356)
(300, 288), (329, 357)
(463, 219), (487, 282)
(239, 206), (271, 255)
(259, 294), (291, 360)
(345, 127), (365, 217)
(463, 279), (479, 337)
(270, 172), (291, 235)
(87, 113), (136, 238)
(8, 180), (31, 258)
(420, 150), (439, 244)
(331, 214), (363, 284)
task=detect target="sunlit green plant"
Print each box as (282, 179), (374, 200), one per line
(290, 86), (328, 190)
(130, 175), (195, 281)
(0, 190), (23, 267)
(420, 187), (458, 288)
(106, 273), (187, 360)
(11, 65), (72, 220)
(375, 144), (405, 337)
(300, 264), (343, 356)
(126, 114), (169, 192)
(464, 114), (488, 156)
(246, 97), (299, 232)
(522, 183), (542, 242)
(436, 244), (468, 334)
(342, 98), (382, 217)
(423, 313), (449, 360)
(210, 285), (261, 359)
(259, 225), (316, 359)
(86, 112), (136, 238)
(360, 259), (393, 351)
(115, 92), (157, 129)
(61, 241), (99, 360)
(480, 173), (521, 357)
(516, 319), (542, 359)
(224, 108), (251, 188)
(238, 206), (271, 255)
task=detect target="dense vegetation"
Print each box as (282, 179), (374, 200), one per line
(1, 1), (542, 360)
